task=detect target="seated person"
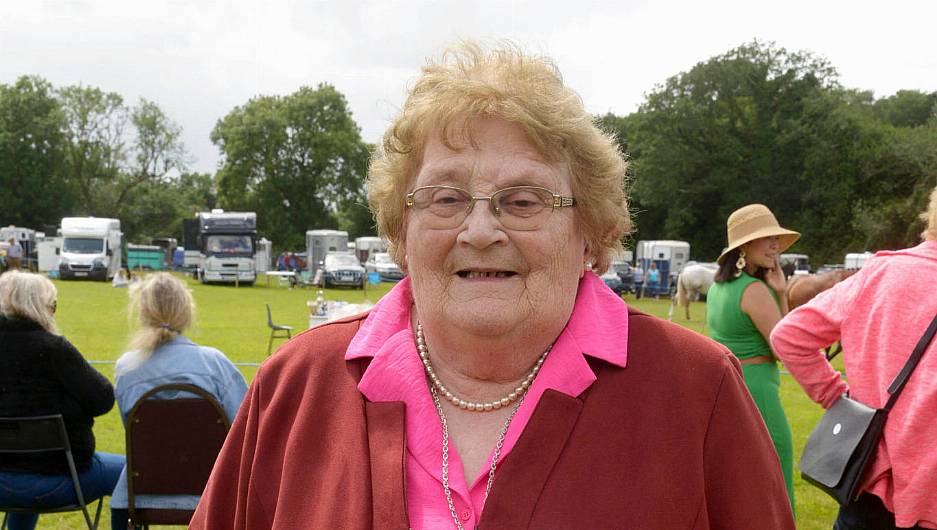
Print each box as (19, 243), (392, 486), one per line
(112, 268), (130, 288)
(0, 271), (123, 530)
(109, 273), (248, 528)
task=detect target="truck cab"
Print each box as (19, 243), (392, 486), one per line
(58, 217), (122, 281)
(195, 211), (257, 285)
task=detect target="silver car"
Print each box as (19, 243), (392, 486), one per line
(323, 252), (366, 289)
(364, 252), (405, 281)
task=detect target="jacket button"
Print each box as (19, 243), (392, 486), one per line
(460, 509), (471, 521)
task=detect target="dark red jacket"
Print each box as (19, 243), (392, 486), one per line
(191, 309), (795, 529)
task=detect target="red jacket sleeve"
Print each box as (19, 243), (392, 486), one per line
(700, 355), (796, 529)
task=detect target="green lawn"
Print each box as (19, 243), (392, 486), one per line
(37, 276), (838, 529)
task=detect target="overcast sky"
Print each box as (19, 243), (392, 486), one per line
(2, 0), (935, 174)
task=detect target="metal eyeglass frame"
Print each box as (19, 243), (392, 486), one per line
(405, 185), (576, 229)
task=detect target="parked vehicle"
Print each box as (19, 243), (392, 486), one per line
(322, 252), (366, 289)
(0, 225), (38, 271)
(600, 269), (627, 295)
(58, 217), (122, 281)
(780, 253), (811, 277)
(354, 236), (388, 264)
(127, 244), (165, 270)
(190, 210), (258, 285)
(35, 235), (62, 273)
(150, 237), (177, 268)
(635, 240), (690, 296)
(364, 252), (405, 281)
(845, 252), (874, 270)
(606, 250), (635, 294)
(306, 230), (349, 275)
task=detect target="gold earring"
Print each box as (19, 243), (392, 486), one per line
(735, 250), (747, 276)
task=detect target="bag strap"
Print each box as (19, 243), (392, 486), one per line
(884, 312), (937, 411)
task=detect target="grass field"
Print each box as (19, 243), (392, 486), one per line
(35, 274), (839, 529)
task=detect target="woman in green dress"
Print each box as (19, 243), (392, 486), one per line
(706, 203), (800, 511)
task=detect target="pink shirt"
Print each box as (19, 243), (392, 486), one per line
(346, 271), (628, 529)
(770, 241), (937, 529)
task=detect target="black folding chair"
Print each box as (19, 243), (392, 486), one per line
(0, 414), (102, 530)
(266, 303), (293, 356)
(125, 383), (230, 528)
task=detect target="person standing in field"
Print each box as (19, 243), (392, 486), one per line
(772, 186), (937, 530)
(6, 239), (22, 271)
(706, 203), (800, 511)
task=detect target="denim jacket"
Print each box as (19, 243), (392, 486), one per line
(110, 335), (248, 510)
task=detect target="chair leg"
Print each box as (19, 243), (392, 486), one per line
(91, 497), (103, 529)
(268, 333), (274, 356)
(2, 511), (8, 530)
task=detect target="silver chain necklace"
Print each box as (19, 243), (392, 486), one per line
(430, 384), (526, 530)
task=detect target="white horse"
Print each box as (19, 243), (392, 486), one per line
(668, 263), (717, 321)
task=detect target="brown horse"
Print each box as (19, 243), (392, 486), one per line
(786, 269), (858, 359)
(786, 269), (858, 310)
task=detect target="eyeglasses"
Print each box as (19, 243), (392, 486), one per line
(405, 185), (576, 231)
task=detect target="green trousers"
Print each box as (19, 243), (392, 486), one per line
(741, 362), (795, 513)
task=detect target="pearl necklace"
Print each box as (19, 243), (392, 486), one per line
(416, 322), (550, 412)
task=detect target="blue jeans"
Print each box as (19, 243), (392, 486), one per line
(833, 492), (925, 530)
(0, 452), (124, 530)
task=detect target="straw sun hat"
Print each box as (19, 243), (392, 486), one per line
(717, 204), (800, 265)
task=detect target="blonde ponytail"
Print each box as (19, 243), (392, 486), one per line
(123, 273), (195, 368)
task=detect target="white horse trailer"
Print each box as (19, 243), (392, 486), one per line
(635, 240), (690, 294)
(845, 252), (874, 270)
(306, 230), (349, 274)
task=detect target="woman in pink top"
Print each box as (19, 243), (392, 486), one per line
(191, 41), (794, 530)
(771, 186), (937, 530)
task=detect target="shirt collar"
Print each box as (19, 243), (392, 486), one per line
(346, 271), (629, 403)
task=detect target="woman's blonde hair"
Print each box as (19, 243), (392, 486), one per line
(367, 41), (632, 273)
(126, 273), (194, 361)
(921, 185), (937, 241)
(0, 270), (58, 334)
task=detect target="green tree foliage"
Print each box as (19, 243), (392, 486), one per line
(872, 90), (937, 128)
(0, 76), (73, 226)
(58, 85), (126, 215)
(119, 172), (217, 243)
(619, 41), (937, 264)
(212, 84), (371, 249)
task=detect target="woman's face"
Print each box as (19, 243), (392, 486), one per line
(743, 235), (781, 269)
(401, 117), (587, 338)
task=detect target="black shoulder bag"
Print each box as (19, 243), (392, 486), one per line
(799, 312), (937, 506)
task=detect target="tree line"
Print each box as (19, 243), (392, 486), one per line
(600, 41), (937, 265)
(0, 79), (372, 251)
(2, 40), (936, 264)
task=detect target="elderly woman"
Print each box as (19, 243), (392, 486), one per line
(771, 186), (937, 530)
(191, 43), (794, 529)
(706, 204), (800, 511)
(109, 273), (247, 529)
(0, 271), (123, 530)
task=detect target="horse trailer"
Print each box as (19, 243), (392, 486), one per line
(635, 240), (690, 294)
(306, 229), (349, 274)
(845, 252), (874, 270)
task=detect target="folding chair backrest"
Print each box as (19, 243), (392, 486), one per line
(0, 415), (100, 530)
(0, 415), (69, 453)
(266, 304), (274, 327)
(126, 384), (230, 497)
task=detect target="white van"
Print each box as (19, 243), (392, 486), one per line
(59, 217), (122, 280)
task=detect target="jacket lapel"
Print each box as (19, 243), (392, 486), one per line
(479, 389), (584, 529)
(366, 401), (409, 529)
